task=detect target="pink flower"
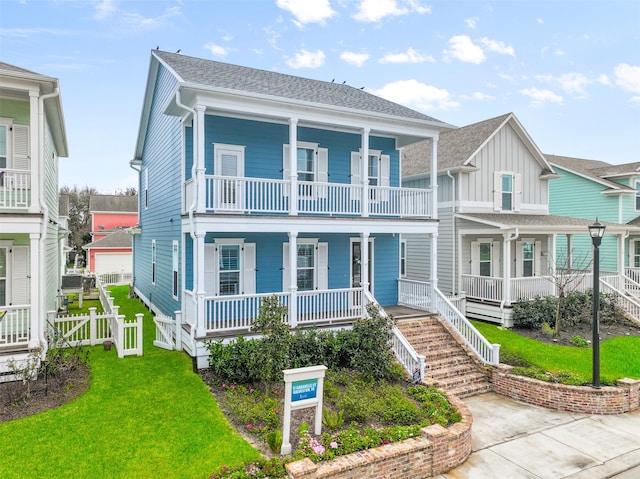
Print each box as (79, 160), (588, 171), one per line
(249, 388), (254, 393)
(330, 441), (338, 449)
(230, 384), (235, 389)
(247, 424), (253, 429)
(313, 445), (325, 454)
(221, 383), (226, 388)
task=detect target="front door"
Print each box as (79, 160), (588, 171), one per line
(215, 145), (244, 210)
(351, 240), (374, 305)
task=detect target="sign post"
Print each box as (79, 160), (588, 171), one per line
(280, 365), (327, 455)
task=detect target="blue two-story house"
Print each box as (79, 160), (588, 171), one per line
(131, 50), (453, 367)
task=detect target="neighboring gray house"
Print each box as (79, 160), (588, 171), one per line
(401, 113), (633, 325)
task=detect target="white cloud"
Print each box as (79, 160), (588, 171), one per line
(443, 35), (485, 63)
(465, 17), (478, 29)
(461, 92), (496, 101)
(537, 18), (544, 24)
(94, 0), (116, 20)
(379, 48), (433, 64)
(597, 74), (612, 87)
(480, 37), (514, 56)
(0, 27), (73, 38)
(204, 43), (228, 57)
(286, 49), (326, 69)
(519, 87), (563, 106)
(536, 72), (597, 96)
(614, 63), (640, 94)
(276, 0), (336, 26)
(373, 79), (459, 111)
(123, 6), (181, 29)
(263, 26), (282, 51)
(353, 0), (429, 22)
(340, 51), (370, 67)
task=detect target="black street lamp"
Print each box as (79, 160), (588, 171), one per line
(588, 218), (606, 389)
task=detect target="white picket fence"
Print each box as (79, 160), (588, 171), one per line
(49, 277), (144, 358)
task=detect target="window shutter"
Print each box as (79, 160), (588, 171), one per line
(515, 241), (523, 277)
(380, 154), (390, 187)
(282, 243), (289, 291)
(350, 152), (361, 184)
(317, 242), (328, 290)
(492, 241), (501, 278)
(243, 243), (256, 294)
(493, 172), (502, 211)
(13, 125), (30, 170)
(317, 147), (328, 199)
(204, 244), (215, 296)
(471, 241), (480, 276)
(12, 245), (30, 305)
(514, 173), (522, 212)
(535, 241), (542, 275)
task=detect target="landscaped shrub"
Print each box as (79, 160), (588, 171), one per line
(512, 296), (556, 329)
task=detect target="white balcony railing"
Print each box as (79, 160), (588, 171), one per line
(200, 175), (432, 218)
(0, 305), (31, 346)
(0, 169), (31, 209)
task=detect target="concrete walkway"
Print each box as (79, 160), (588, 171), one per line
(440, 392), (640, 479)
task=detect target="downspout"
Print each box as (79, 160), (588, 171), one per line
(447, 170), (456, 293)
(500, 228), (519, 317)
(38, 87), (60, 352)
(175, 89), (198, 241)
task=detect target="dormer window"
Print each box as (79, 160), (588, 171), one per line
(635, 181), (640, 210)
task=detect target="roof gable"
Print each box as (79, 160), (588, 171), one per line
(547, 154), (635, 193)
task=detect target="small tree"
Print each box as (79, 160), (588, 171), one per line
(251, 295), (290, 385)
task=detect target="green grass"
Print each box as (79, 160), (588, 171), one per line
(0, 286), (261, 479)
(473, 321), (640, 384)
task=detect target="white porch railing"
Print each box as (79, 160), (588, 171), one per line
(396, 279), (499, 365)
(0, 169), (31, 209)
(201, 175), (432, 218)
(0, 305), (31, 347)
(600, 275), (640, 325)
(397, 278), (432, 311)
(434, 289), (500, 365)
(461, 275), (504, 302)
(364, 291), (425, 382)
(204, 292), (291, 332)
(297, 288), (361, 324)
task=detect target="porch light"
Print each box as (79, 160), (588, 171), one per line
(588, 218), (605, 389)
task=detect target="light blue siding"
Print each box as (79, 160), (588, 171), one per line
(133, 65), (183, 316)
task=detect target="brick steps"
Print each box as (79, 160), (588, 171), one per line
(396, 316), (491, 398)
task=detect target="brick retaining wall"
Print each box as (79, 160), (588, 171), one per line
(492, 364), (640, 414)
(285, 394), (472, 479)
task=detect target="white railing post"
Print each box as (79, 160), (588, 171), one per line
(136, 313), (144, 356)
(117, 316), (125, 359)
(174, 310), (182, 351)
(89, 307), (97, 345)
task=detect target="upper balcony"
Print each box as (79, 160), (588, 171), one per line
(0, 169), (31, 210)
(184, 175), (432, 218)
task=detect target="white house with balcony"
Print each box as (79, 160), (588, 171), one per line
(0, 62), (68, 376)
(130, 50), (454, 368)
(401, 113), (635, 326)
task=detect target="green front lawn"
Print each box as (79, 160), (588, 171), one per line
(0, 286), (260, 479)
(474, 321), (640, 384)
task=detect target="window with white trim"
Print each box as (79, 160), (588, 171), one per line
(218, 244), (240, 295)
(205, 240), (256, 296)
(172, 241), (179, 299)
(297, 244), (315, 291)
(634, 241), (640, 268)
(522, 241), (534, 277)
(400, 240), (407, 277)
(635, 181), (640, 210)
(0, 246), (7, 305)
(493, 171), (521, 212)
(283, 240), (328, 291)
(214, 144), (245, 209)
(0, 119), (9, 171)
(479, 242), (492, 277)
(282, 142), (328, 198)
(502, 174), (513, 210)
(143, 168), (149, 210)
(151, 239), (156, 285)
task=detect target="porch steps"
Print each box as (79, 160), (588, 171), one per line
(396, 316), (491, 398)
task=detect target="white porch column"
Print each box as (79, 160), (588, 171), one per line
(195, 105), (206, 213)
(289, 118), (298, 216)
(618, 233), (625, 276)
(550, 233), (557, 278)
(361, 128), (370, 218)
(288, 232), (298, 327)
(430, 136), (439, 220)
(430, 231), (438, 312)
(195, 232), (207, 337)
(29, 91), (40, 214)
(503, 234), (512, 305)
(360, 232), (370, 317)
(29, 233), (41, 348)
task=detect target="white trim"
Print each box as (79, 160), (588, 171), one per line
(349, 237), (375, 294)
(172, 240), (179, 300)
(151, 239), (156, 285)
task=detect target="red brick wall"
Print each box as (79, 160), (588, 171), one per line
(285, 395), (472, 479)
(492, 364), (640, 415)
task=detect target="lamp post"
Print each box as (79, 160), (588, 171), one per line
(588, 218), (606, 389)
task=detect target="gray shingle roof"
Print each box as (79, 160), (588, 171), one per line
(154, 50), (447, 124)
(402, 113), (512, 177)
(546, 154), (635, 193)
(457, 213), (636, 233)
(83, 229), (132, 249)
(89, 195), (138, 213)
(0, 61), (42, 76)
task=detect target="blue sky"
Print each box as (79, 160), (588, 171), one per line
(1, 0), (639, 193)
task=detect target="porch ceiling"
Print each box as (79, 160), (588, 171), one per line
(456, 213), (638, 234)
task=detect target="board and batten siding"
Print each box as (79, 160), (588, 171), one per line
(134, 64), (183, 317)
(459, 123), (548, 212)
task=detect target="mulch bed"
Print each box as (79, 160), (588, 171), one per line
(512, 318), (640, 347)
(0, 363), (91, 422)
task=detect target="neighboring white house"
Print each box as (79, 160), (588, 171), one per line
(0, 62), (69, 377)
